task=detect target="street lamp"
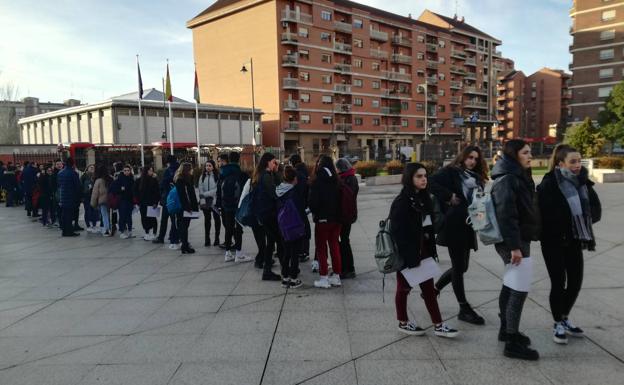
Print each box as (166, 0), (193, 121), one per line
(240, 59), (258, 148)
(418, 82), (430, 161)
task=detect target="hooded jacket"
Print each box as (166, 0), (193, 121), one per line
(216, 163), (248, 212)
(309, 167), (341, 223)
(57, 166), (81, 208)
(490, 155), (540, 251)
(160, 162), (179, 204)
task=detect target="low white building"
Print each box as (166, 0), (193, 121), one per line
(18, 89), (262, 146)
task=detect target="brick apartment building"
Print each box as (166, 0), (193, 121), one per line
(569, 0), (624, 123)
(188, 0), (514, 161)
(497, 68), (571, 140)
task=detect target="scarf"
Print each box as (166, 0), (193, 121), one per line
(555, 167), (594, 245)
(459, 168), (479, 204)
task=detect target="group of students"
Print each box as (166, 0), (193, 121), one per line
(390, 139), (601, 361)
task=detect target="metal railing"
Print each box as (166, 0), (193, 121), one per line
(334, 63), (352, 73)
(281, 32), (298, 43)
(381, 106), (402, 115)
(391, 53), (412, 64)
(450, 81), (462, 89)
(426, 62), (438, 69)
(370, 49), (389, 59)
(426, 43), (438, 52)
(449, 96), (462, 104)
(391, 36), (412, 46)
(281, 9), (312, 24)
(464, 86), (487, 94)
(334, 84), (351, 93)
(370, 29), (388, 41)
(451, 50), (466, 59)
(334, 42), (352, 53)
(465, 100), (488, 108)
(335, 123), (352, 131)
(283, 100), (299, 109)
(383, 71), (411, 81)
(333, 104), (352, 113)
(282, 54), (298, 65)
(285, 121), (300, 130)
(465, 58), (476, 66)
(334, 21), (353, 33)
(382, 125), (401, 132)
(283, 78), (299, 88)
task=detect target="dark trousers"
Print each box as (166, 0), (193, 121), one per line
(40, 199), (51, 225)
(396, 273), (442, 324)
(542, 241), (584, 322)
(157, 204), (177, 242)
(339, 223), (355, 274)
(176, 214), (191, 248)
(118, 200), (133, 232)
(436, 245), (470, 304)
(139, 204), (158, 234)
(5, 189), (15, 207)
(283, 238), (302, 279)
(222, 211), (242, 251)
(261, 217), (283, 273)
(61, 205), (75, 235)
(252, 224), (266, 264)
(202, 208), (221, 243)
(24, 192), (33, 215)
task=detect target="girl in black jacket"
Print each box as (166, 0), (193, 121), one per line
(134, 166), (160, 241)
(430, 145), (487, 325)
(335, 157), (359, 279)
(491, 140), (540, 361)
(174, 162), (199, 254)
(538, 144), (601, 345)
(113, 165), (135, 239)
(390, 163), (458, 338)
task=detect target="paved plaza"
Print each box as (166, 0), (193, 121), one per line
(0, 182), (623, 385)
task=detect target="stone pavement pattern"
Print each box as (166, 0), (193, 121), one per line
(0, 183), (623, 385)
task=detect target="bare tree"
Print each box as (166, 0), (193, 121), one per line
(0, 70), (21, 143)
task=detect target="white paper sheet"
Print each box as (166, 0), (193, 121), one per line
(503, 256), (533, 292)
(400, 257), (442, 287)
(422, 215), (432, 227)
(147, 206), (161, 218)
(183, 211), (201, 219)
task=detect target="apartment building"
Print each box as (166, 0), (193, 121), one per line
(569, 0), (624, 122)
(497, 68), (571, 139)
(188, 0), (512, 160)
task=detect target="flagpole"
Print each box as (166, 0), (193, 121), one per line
(136, 55), (145, 168)
(168, 101), (173, 154)
(193, 63), (201, 167)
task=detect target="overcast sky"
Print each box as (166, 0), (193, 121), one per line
(0, 0), (571, 104)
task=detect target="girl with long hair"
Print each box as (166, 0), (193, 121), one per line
(134, 166), (160, 241)
(198, 160), (221, 246)
(174, 162), (199, 254)
(91, 165), (113, 236)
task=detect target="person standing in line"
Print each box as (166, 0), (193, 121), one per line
(335, 158), (359, 279)
(538, 144), (601, 345)
(80, 164), (99, 233)
(276, 165), (304, 288)
(198, 160), (221, 247)
(112, 164), (135, 239)
(50, 159), (63, 227)
(309, 155), (343, 289)
(288, 154), (311, 262)
(0, 161), (5, 203)
(174, 162), (199, 254)
(109, 162), (124, 236)
(491, 139), (540, 361)
(217, 152), (253, 263)
(57, 157), (81, 237)
(153, 155), (180, 249)
(429, 145), (487, 325)
(390, 163), (459, 338)
(91, 165), (113, 236)
(135, 166), (160, 241)
(38, 165), (54, 227)
(21, 161), (38, 217)
(2, 165), (18, 207)
(215, 153), (230, 249)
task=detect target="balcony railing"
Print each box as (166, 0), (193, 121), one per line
(493, 50), (502, 57)
(383, 71), (411, 81)
(426, 62), (438, 70)
(334, 63), (352, 73)
(465, 58), (476, 66)
(465, 100), (488, 108)
(391, 53), (412, 64)
(370, 29), (388, 41)
(381, 88), (409, 98)
(334, 42), (352, 53)
(451, 50), (466, 59)
(464, 86), (487, 95)
(283, 78), (299, 88)
(427, 94), (438, 102)
(382, 125), (401, 132)
(334, 21), (353, 33)
(450, 66), (466, 75)
(426, 77), (438, 84)
(381, 106), (402, 115)
(562, 90), (573, 99)
(391, 36), (412, 46)
(334, 104), (352, 113)
(282, 54), (298, 66)
(334, 84), (351, 93)
(283, 100), (299, 110)
(465, 72), (477, 79)
(281, 8), (312, 24)
(281, 32), (298, 43)
(450, 81), (462, 89)
(370, 48), (389, 59)
(335, 123), (352, 132)
(449, 96), (462, 104)
(426, 43), (438, 52)
(285, 121), (300, 130)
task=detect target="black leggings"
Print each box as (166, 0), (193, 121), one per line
(436, 245), (470, 304)
(202, 208), (221, 242)
(139, 204), (158, 234)
(542, 242), (584, 322)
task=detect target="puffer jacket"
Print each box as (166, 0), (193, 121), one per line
(90, 178), (109, 207)
(490, 155), (540, 251)
(57, 166), (81, 208)
(198, 172), (218, 203)
(309, 167), (341, 223)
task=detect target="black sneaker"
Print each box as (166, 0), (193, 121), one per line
(340, 271), (357, 280)
(281, 278), (290, 288)
(504, 335), (539, 361)
(262, 271), (281, 281)
(561, 318), (584, 337)
(218, 243), (227, 249)
(553, 322), (568, 344)
(458, 305), (485, 325)
(152, 238), (164, 244)
(289, 279), (303, 289)
(434, 323), (459, 338)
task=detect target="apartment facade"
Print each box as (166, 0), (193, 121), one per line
(188, 0), (511, 161)
(569, 0), (624, 122)
(497, 68), (571, 139)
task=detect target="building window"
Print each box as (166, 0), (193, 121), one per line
(299, 49), (309, 60)
(416, 119), (423, 127)
(354, 97), (363, 106)
(438, 89), (445, 96)
(602, 9), (616, 21)
(372, 118), (380, 126)
(300, 93), (310, 103)
(600, 29), (615, 40)
(531, 91), (536, 98)
(417, 35), (425, 43)
(372, 80), (380, 89)
(298, 27), (309, 38)
(438, 105), (446, 112)
(301, 114), (311, 123)
(353, 59), (363, 68)
(321, 74), (332, 84)
(439, 73), (445, 80)
(416, 70), (425, 77)
(321, 32), (331, 41)
(353, 38), (363, 48)
(321, 95), (333, 104)
(417, 52), (424, 60)
(300, 72), (310, 81)
(531, 81), (537, 88)
(353, 19), (363, 29)
(599, 86), (613, 97)
(321, 54), (332, 63)
(372, 62), (380, 71)
(600, 68), (614, 78)
(353, 79), (363, 87)
(322, 115), (333, 124)
(600, 49), (614, 60)
(401, 119), (409, 128)
(401, 101), (409, 110)
(372, 99), (380, 108)
(354, 117), (363, 125)
(439, 56), (446, 64)
(416, 103), (424, 111)
(321, 10), (332, 21)
(439, 40), (445, 48)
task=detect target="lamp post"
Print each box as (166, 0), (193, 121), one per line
(419, 82), (429, 161)
(240, 58), (257, 167)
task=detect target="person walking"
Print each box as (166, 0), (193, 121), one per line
(390, 162), (459, 338)
(80, 164), (99, 232)
(112, 164), (135, 239)
(288, 154), (311, 262)
(309, 155), (343, 289)
(153, 155), (179, 249)
(135, 166), (160, 241)
(491, 139), (540, 360)
(198, 160), (221, 247)
(276, 165), (305, 288)
(335, 157), (359, 279)
(429, 145), (487, 325)
(174, 162), (199, 254)
(57, 157), (81, 237)
(538, 144), (601, 345)
(91, 165), (113, 236)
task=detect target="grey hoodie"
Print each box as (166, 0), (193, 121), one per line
(276, 182), (294, 198)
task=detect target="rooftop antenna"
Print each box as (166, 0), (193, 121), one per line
(455, 0), (459, 16)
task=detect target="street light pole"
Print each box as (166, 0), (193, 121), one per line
(419, 82), (428, 161)
(241, 58), (257, 168)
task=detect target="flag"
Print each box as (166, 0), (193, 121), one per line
(165, 63), (173, 102)
(193, 67), (200, 103)
(137, 59), (144, 99)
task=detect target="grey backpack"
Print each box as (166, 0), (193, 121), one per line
(374, 217), (403, 274)
(467, 181), (503, 245)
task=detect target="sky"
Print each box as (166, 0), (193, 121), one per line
(0, 0), (572, 104)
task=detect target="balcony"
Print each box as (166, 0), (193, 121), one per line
(334, 21), (353, 33)
(451, 50), (466, 59)
(427, 94), (438, 102)
(562, 90), (573, 99)
(283, 100), (299, 110)
(282, 54), (298, 66)
(465, 100), (488, 108)
(450, 81), (462, 89)
(334, 63), (352, 73)
(283, 78), (299, 88)
(285, 121), (300, 130)
(391, 36), (412, 47)
(370, 29), (388, 42)
(281, 8), (313, 24)
(334, 42), (352, 54)
(381, 88), (409, 98)
(465, 57), (476, 66)
(334, 84), (352, 93)
(281, 32), (298, 43)
(426, 76), (438, 85)
(334, 104), (352, 113)
(464, 86), (487, 95)
(383, 71), (411, 82)
(370, 48), (389, 59)
(391, 53), (412, 64)
(497, 104), (505, 112)
(497, 114), (506, 121)
(381, 106), (402, 115)
(449, 96), (462, 104)
(493, 50), (502, 57)
(382, 125), (401, 132)
(450, 66), (466, 75)
(426, 61), (438, 70)
(335, 123), (353, 132)
(465, 72), (477, 79)
(426, 43), (438, 52)
(465, 46), (476, 52)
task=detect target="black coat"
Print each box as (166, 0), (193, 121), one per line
(537, 167), (601, 248)
(112, 173), (134, 203)
(134, 175), (160, 206)
(176, 178), (199, 212)
(389, 188), (437, 268)
(429, 166), (482, 250)
(309, 169), (341, 223)
(293, 163), (309, 210)
(490, 155), (540, 251)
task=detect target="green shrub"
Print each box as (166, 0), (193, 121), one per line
(354, 160), (379, 178)
(595, 156), (624, 169)
(385, 160), (405, 175)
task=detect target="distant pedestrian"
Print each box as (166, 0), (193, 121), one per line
(112, 164), (135, 239)
(153, 155), (180, 249)
(198, 160), (221, 247)
(91, 165), (113, 236)
(57, 157), (81, 237)
(174, 162), (199, 254)
(335, 157), (359, 279)
(135, 166), (160, 241)
(80, 164), (99, 232)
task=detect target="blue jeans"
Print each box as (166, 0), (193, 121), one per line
(118, 200), (133, 233)
(99, 204), (111, 233)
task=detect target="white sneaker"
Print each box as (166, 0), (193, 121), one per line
(314, 276), (331, 289)
(127, 231), (135, 238)
(224, 250), (235, 262)
(143, 233), (153, 241)
(168, 243), (180, 250)
(119, 231), (129, 239)
(311, 260), (319, 273)
(328, 274), (342, 287)
(234, 250), (254, 263)
(434, 323), (459, 338)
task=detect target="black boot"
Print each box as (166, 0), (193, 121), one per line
(504, 334), (539, 361)
(498, 313), (531, 345)
(205, 237), (210, 247)
(458, 303), (485, 325)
